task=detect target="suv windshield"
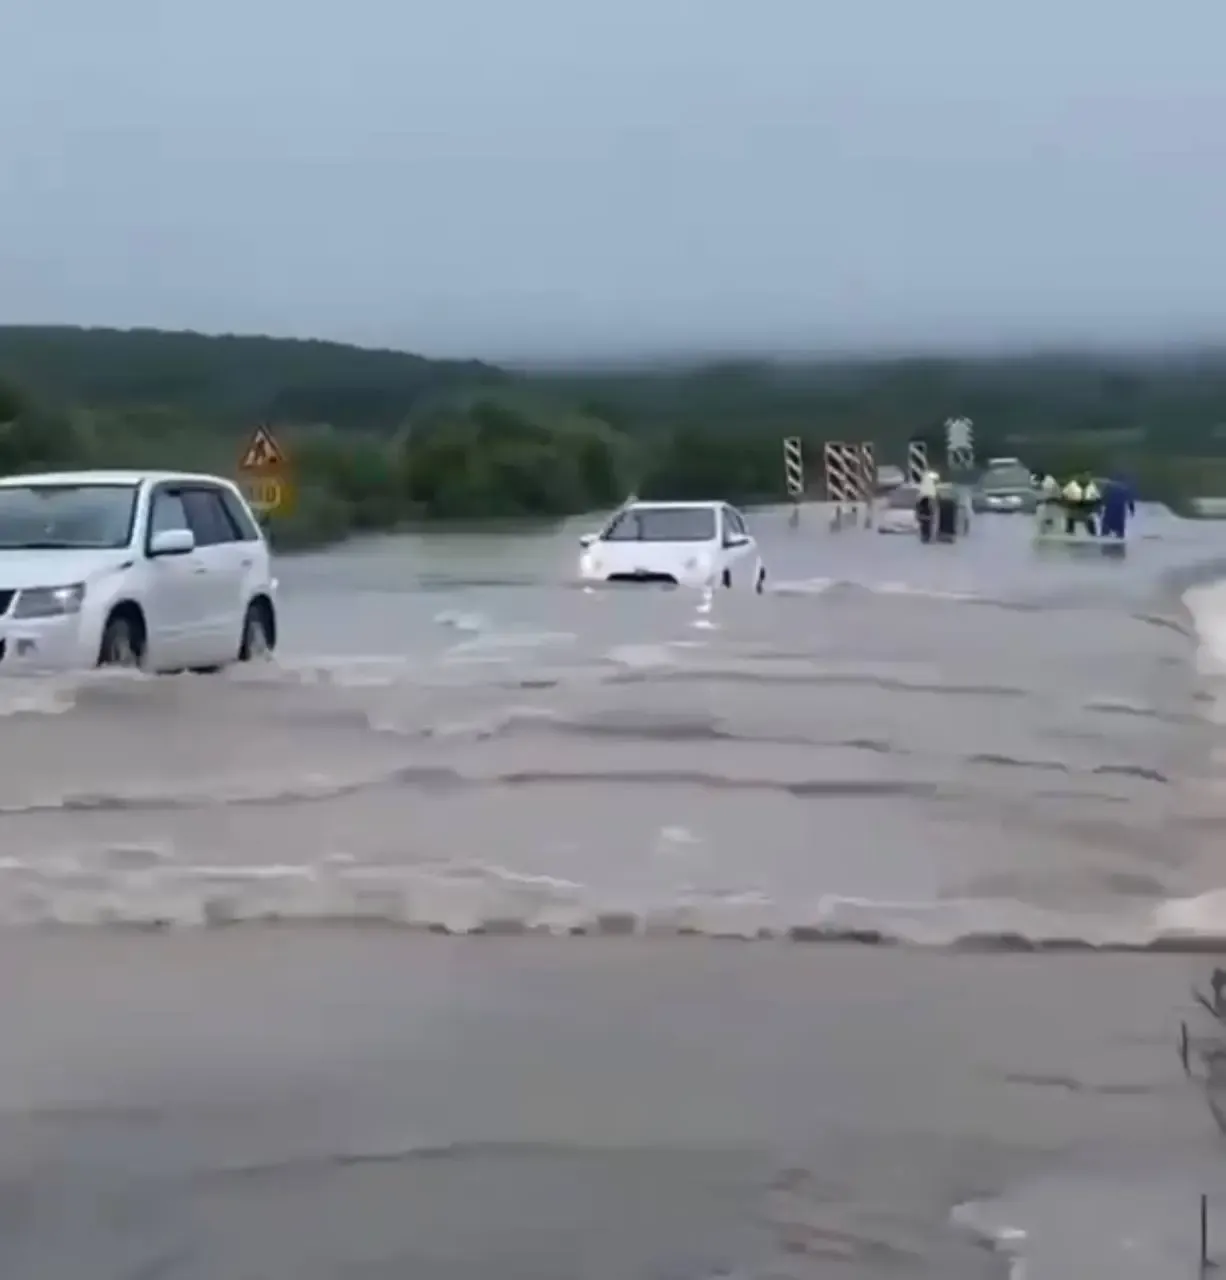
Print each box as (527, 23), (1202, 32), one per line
(603, 507), (717, 542)
(0, 484), (138, 550)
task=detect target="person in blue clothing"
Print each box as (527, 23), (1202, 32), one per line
(1099, 474), (1136, 539)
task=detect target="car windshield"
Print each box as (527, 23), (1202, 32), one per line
(602, 507), (717, 542)
(0, 483), (138, 550)
(887, 485), (918, 509)
(980, 463), (1032, 490)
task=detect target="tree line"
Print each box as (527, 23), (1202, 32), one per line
(1, 325), (1226, 546)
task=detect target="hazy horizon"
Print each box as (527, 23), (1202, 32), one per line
(9, 320), (1226, 374)
(3, 0), (1224, 362)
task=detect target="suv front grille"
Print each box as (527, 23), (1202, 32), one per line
(0, 590), (13, 616)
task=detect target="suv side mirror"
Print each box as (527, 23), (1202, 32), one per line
(149, 528), (195, 556)
(579, 533), (597, 548)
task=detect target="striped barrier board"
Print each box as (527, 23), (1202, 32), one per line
(823, 441), (876, 530)
(858, 443), (876, 527)
(857, 442), (876, 496)
(823, 442), (867, 504)
(906, 440), (928, 485)
(783, 437), (804, 498)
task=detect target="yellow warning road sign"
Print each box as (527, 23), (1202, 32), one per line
(242, 477), (288, 515)
(237, 424), (292, 516)
(239, 424), (286, 472)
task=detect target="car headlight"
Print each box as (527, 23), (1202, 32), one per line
(13, 583), (86, 619)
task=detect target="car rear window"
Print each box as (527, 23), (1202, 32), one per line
(603, 507), (717, 542)
(887, 486), (918, 509)
(981, 464), (1032, 489)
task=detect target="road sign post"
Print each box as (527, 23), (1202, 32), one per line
(945, 417), (975, 473)
(237, 424), (292, 518)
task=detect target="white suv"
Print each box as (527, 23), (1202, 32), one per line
(0, 470), (278, 672)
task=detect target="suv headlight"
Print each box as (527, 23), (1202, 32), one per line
(13, 583), (86, 619)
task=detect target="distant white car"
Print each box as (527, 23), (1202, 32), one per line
(0, 469), (278, 673)
(877, 483), (919, 534)
(578, 500), (766, 590)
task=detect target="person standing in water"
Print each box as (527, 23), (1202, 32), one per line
(1061, 474), (1100, 535)
(1061, 475), (1083, 535)
(1037, 472), (1060, 533)
(915, 469), (939, 543)
(1081, 474), (1101, 535)
(1099, 474), (1136, 539)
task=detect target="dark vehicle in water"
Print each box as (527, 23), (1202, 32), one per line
(971, 457), (1039, 513)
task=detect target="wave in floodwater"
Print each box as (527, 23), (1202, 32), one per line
(2, 520), (1226, 950)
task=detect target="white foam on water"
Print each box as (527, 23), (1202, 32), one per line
(0, 843), (1183, 943)
(604, 642), (678, 669)
(769, 577), (993, 604)
(1154, 577), (1226, 942)
(949, 1200), (1029, 1279)
(871, 580), (979, 601)
(0, 556), (1218, 946)
(439, 626), (579, 670)
(767, 577), (837, 595)
(951, 1173), (1214, 1279)
(433, 609), (488, 633)
(234, 655), (420, 687)
(1185, 580), (1226, 679)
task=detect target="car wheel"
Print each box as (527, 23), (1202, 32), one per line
(238, 600), (273, 661)
(721, 568), (733, 589)
(97, 610), (144, 669)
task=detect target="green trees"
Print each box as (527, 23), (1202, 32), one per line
(1, 324), (1226, 546)
(401, 397), (632, 519)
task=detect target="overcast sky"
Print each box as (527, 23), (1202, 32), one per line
(2, 0), (1224, 361)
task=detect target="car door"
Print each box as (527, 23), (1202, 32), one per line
(179, 486), (250, 661)
(720, 507), (754, 583)
(143, 485), (209, 666)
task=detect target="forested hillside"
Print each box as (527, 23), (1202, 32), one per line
(1, 324), (1224, 546)
(0, 326), (507, 429)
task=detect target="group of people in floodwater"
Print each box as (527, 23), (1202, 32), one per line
(911, 468), (1137, 540)
(1034, 472), (1136, 538)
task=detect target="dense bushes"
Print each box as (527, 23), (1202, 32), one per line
(3, 326), (1226, 548)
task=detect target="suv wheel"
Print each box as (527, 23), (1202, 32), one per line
(239, 602), (272, 661)
(98, 612), (142, 668)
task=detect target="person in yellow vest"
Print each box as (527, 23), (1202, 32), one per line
(1062, 475), (1101, 536)
(1081, 475), (1101, 535)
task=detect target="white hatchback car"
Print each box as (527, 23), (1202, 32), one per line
(0, 470), (278, 673)
(578, 500), (766, 590)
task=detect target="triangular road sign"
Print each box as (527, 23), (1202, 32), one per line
(239, 424), (285, 471)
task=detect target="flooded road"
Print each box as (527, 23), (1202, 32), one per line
(2, 503), (1226, 1276)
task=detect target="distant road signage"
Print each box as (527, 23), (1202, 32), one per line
(237, 424), (292, 516)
